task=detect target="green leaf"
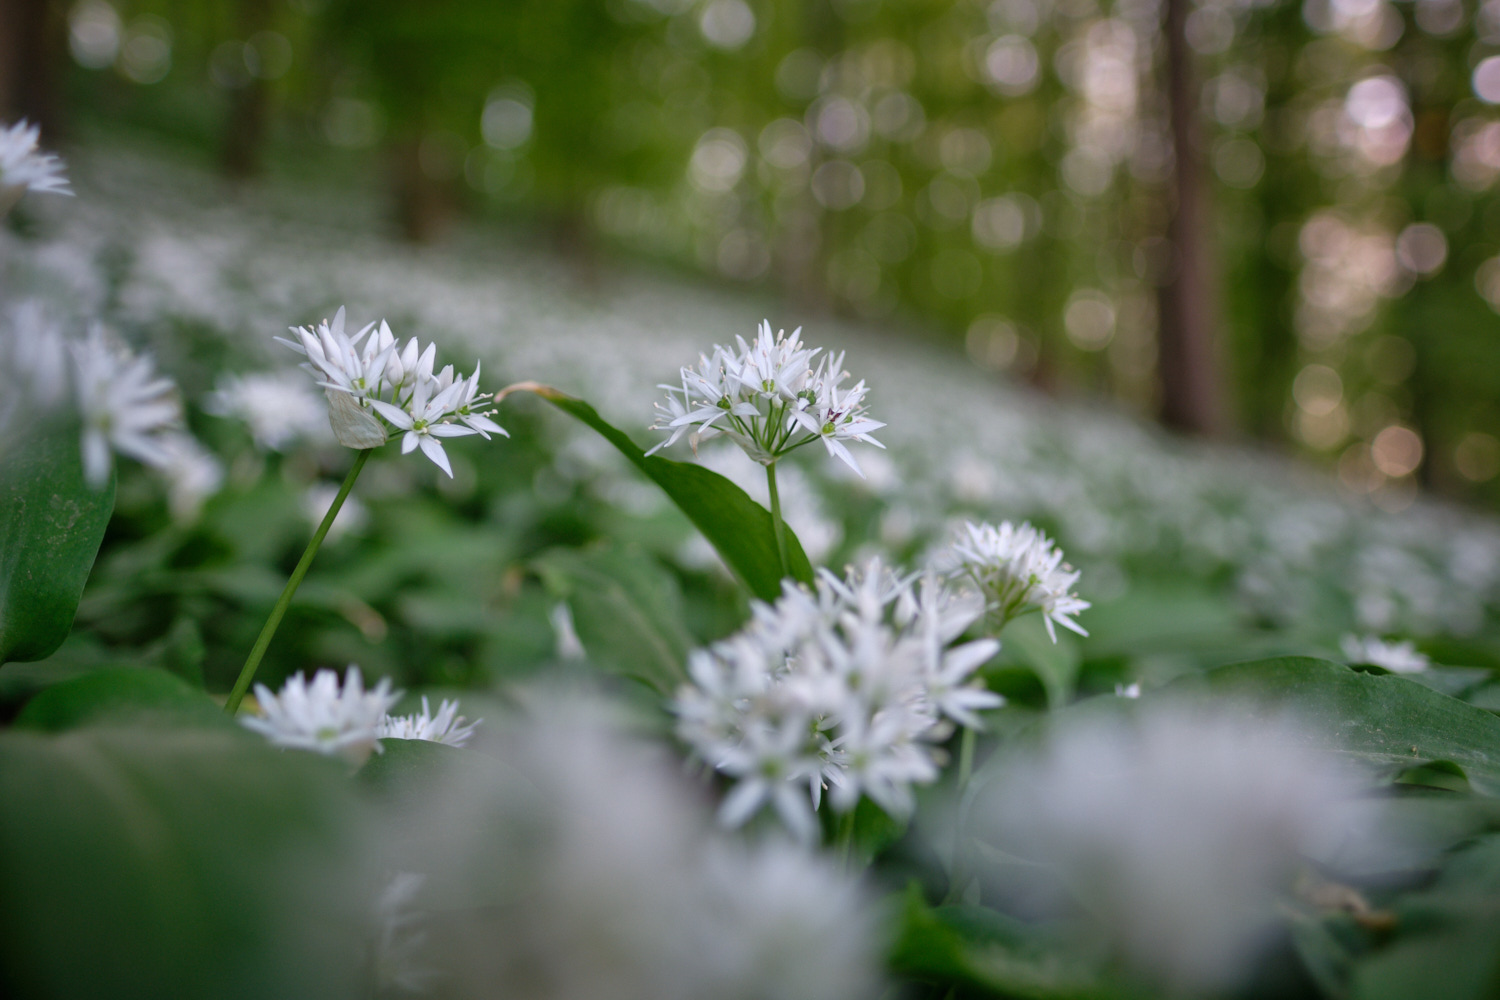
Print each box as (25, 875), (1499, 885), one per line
(0, 428), (116, 664)
(0, 728), (367, 1000)
(1172, 658), (1500, 795)
(997, 615), (1081, 708)
(11, 666), (229, 732)
(358, 735), (470, 795)
(500, 382), (813, 600)
(889, 885), (1138, 1000)
(532, 542), (695, 694)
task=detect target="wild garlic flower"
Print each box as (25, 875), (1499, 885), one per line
(241, 665), (401, 765)
(647, 320), (886, 476)
(0, 120), (71, 204)
(1340, 634), (1431, 673)
(71, 326), (181, 489)
(675, 558), (1001, 840)
(947, 519), (1090, 642)
(277, 306), (507, 475)
(977, 706), (1381, 992)
(378, 696), (482, 747)
(385, 699), (884, 1000)
(203, 371), (329, 451)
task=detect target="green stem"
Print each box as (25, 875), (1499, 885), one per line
(224, 449), (371, 715)
(944, 726), (979, 904)
(765, 460), (790, 580)
(957, 724), (976, 790)
(835, 808), (857, 872)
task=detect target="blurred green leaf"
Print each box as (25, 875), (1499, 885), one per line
(998, 615), (1081, 708)
(358, 735), (472, 795)
(0, 428), (116, 664)
(503, 383), (813, 601)
(1174, 658), (1500, 795)
(0, 728), (367, 1000)
(12, 666), (227, 732)
(889, 885), (1136, 999)
(533, 541), (694, 695)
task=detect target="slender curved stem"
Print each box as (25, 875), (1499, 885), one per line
(765, 460), (790, 580)
(224, 449), (371, 715)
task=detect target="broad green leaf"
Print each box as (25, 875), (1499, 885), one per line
(0, 427), (116, 664)
(0, 728), (367, 1000)
(889, 885), (1138, 1000)
(499, 382), (813, 601)
(533, 542), (695, 694)
(358, 735), (470, 795)
(1172, 658), (1500, 795)
(12, 666), (228, 732)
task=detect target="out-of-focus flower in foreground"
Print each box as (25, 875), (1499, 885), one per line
(1340, 633), (1431, 673)
(71, 326), (181, 489)
(0, 120), (72, 206)
(378, 696), (481, 747)
(675, 558), (1001, 839)
(947, 519), (1090, 641)
(277, 306), (506, 475)
(648, 320), (885, 476)
(241, 665), (401, 765)
(385, 699), (884, 1000)
(976, 704), (1382, 992)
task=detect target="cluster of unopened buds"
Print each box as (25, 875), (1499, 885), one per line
(279, 307), (506, 476)
(648, 320), (885, 477)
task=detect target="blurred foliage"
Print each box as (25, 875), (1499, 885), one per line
(47, 0), (1500, 509)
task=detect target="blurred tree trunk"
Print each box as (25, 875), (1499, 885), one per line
(221, 0), (271, 177)
(391, 138), (447, 242)
(0, 0), (64, 136)
(1156, 0), (1226, 435)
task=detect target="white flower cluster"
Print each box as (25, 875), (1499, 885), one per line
(947, 519), (1090, 642)
(1, 309), (187, 490)
(0, 120), (71, 205)
(675, 558), (1002, 840)
(203, 370), (330, 451)
(977, 705), (1381, 993)
(242, 665), (482, 763)
(278, 306), (506, 476)
(376, 695), (481, 748)
(1340, 633), (1431, 673)
(383, 700), (883, 1000)
(647, 320), (885, 476)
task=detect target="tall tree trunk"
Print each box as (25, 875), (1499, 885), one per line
(0, 0), (64, 137)
(1156, 0), (1226, 435)
(221, 0), (272, 177)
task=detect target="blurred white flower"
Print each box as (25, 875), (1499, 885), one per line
(385, 699), (884, 1000)
(1340, 633), (1431, 673)
(241, 665), (401, 765)
(977, 705), (1379, 992)
(302, 482), (369, 540)
(648, 320), (885, 477)
(947, 520), (1090, 641)
(0, 120), (72, 203)
(157, 430), (223, 521)
(203, 370), (329, 451)
(70, 325), (181, 489)
(675, 558), (1000, 838)
(378, 696), (481, 748)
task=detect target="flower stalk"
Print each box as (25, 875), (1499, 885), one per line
(225, 448), (371, 715)
(765, 461), (790, 580)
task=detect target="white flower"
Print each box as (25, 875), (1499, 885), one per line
(378, 696), (482, 747)
(369, 376), (479, 478)
(71, 326), (181, 489)
(0, 120), (71, 200)
(976, 705), (1382, 992)
(383, 699), (884, 1000)
(647, 320), (885, 476)
(157, 431), (223, 521)
(947, 519), (1090, 641)
(675, 558), (1001, 838)
(1340, 634), (1431, 673)
(241, 665), (401, 765)
(203, 371), (330, 451)
(278, 307), (506, 473)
